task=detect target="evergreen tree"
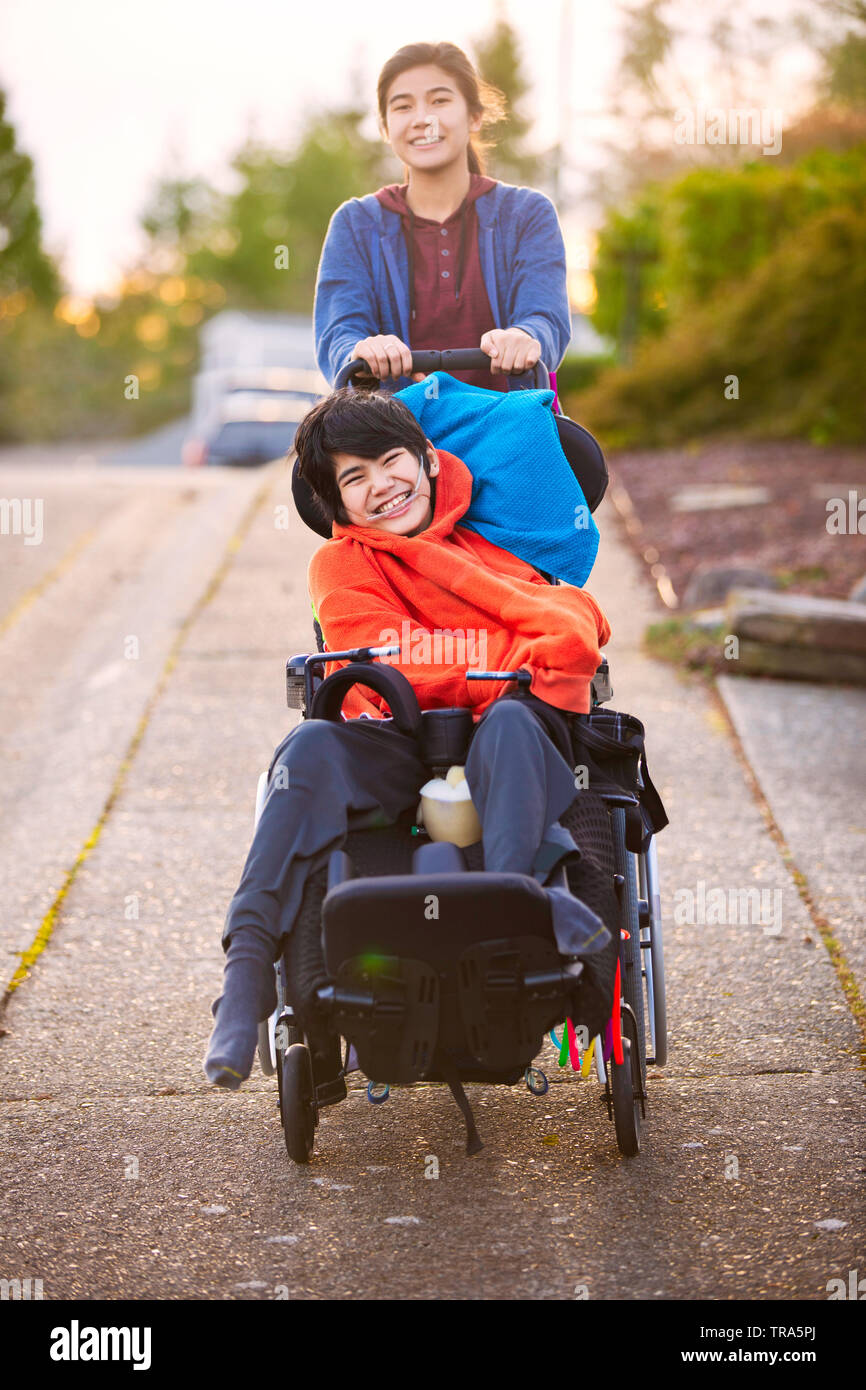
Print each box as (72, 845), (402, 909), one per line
(472, 18), (542, 185)
(144, 108), (389, 313)
(139, 173), (222, 252)
(820, 0), (866, 107)
(0, 89), (61, 304)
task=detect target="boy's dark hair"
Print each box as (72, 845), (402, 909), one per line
(293, 387), (433, 526)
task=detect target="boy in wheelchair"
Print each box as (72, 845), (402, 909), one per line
(204, 388), (613, 1090)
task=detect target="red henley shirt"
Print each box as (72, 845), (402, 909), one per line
(374, 175), (510, 391)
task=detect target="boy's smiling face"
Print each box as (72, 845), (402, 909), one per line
(333, 441), (439, 536)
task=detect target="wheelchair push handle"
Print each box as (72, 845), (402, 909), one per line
(466, 668), (532, 686)
(291, 645), (534, 727)
(335, 349), (550, 392)
(299, 644), (399, 716)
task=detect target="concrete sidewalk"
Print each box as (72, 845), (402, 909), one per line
(716, 675), (866, 1008)
(0, 456), (862, 1301)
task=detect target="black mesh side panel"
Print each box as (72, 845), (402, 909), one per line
(558, 793), (620, 1039)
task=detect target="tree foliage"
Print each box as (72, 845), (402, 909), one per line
(471, 18), (542, 184)
(574, 196), (866, 446)
(592, 146), (866, 351)
(0, 90), (60, 305)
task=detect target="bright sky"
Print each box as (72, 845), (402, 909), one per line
(0, 0), (819, 297)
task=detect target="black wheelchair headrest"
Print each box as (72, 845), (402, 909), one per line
(292, 456), (333, 540)
(290, 408), (608, 542)
(554, 414), (608, 512)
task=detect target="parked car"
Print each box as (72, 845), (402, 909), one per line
(182, 366), (327, 468)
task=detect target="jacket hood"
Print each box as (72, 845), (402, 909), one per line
(330, 449), (473, 550)
(374, 174), (496, 220)
(308, 439), (610, 722)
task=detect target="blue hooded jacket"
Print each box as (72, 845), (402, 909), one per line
(313, 182), (572, 389)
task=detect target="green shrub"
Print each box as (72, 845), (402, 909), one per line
(0, 299), (197, 443)
(592, 147), (866, 353)
(553, 353), (617, 397)
(592, 194), (667, 345)
(570, 201), (866, 447)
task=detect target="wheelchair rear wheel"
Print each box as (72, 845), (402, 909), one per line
(611, 809), (647, 1074)
(640, 836), (668, 1066)
(610, 809), (648, 1154)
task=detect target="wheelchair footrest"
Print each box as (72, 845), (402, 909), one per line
(457, 936), (580, 1070)
(328, 954), (439, 1085)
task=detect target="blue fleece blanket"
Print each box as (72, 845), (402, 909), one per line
(395, 373), (599, 587)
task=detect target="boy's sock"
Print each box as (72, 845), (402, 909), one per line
(531, 821), (583, 885)
(544, 885), (612, 959)
(203, 933), (278, 1089)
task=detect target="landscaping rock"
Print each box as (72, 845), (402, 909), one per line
(724, 586), (866, 682)
(686, 606), (725, 632)
(733, 641), (866, 683)
(683, 565), (778, 611)
(670, 483), (772, 512)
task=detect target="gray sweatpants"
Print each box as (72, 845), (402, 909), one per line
(222, 692), (606, 982)
(224, 695), (578, 946)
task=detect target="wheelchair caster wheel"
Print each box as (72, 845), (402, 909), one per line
(525, 1066), (549, 1096)
(276, 1021), (301, 1120)
(281, 1043), (317, 1163)
(257, 1018), (276, 1076)
(367, 1081), (390, 1104)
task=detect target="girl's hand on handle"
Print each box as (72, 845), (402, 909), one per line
(350, 335), (425, 382)
(480, 327), (542, 374)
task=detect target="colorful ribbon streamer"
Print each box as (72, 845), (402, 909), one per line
(612, 958), (624, 1065)
(550, 1022), (581, 1072)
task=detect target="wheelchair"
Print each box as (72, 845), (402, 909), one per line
(254, 349), (669, 1161)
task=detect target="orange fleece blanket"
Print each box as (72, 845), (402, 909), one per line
(307, 449), (611, 722)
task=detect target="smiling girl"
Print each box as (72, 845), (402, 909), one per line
(313, 40), (572, 391)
